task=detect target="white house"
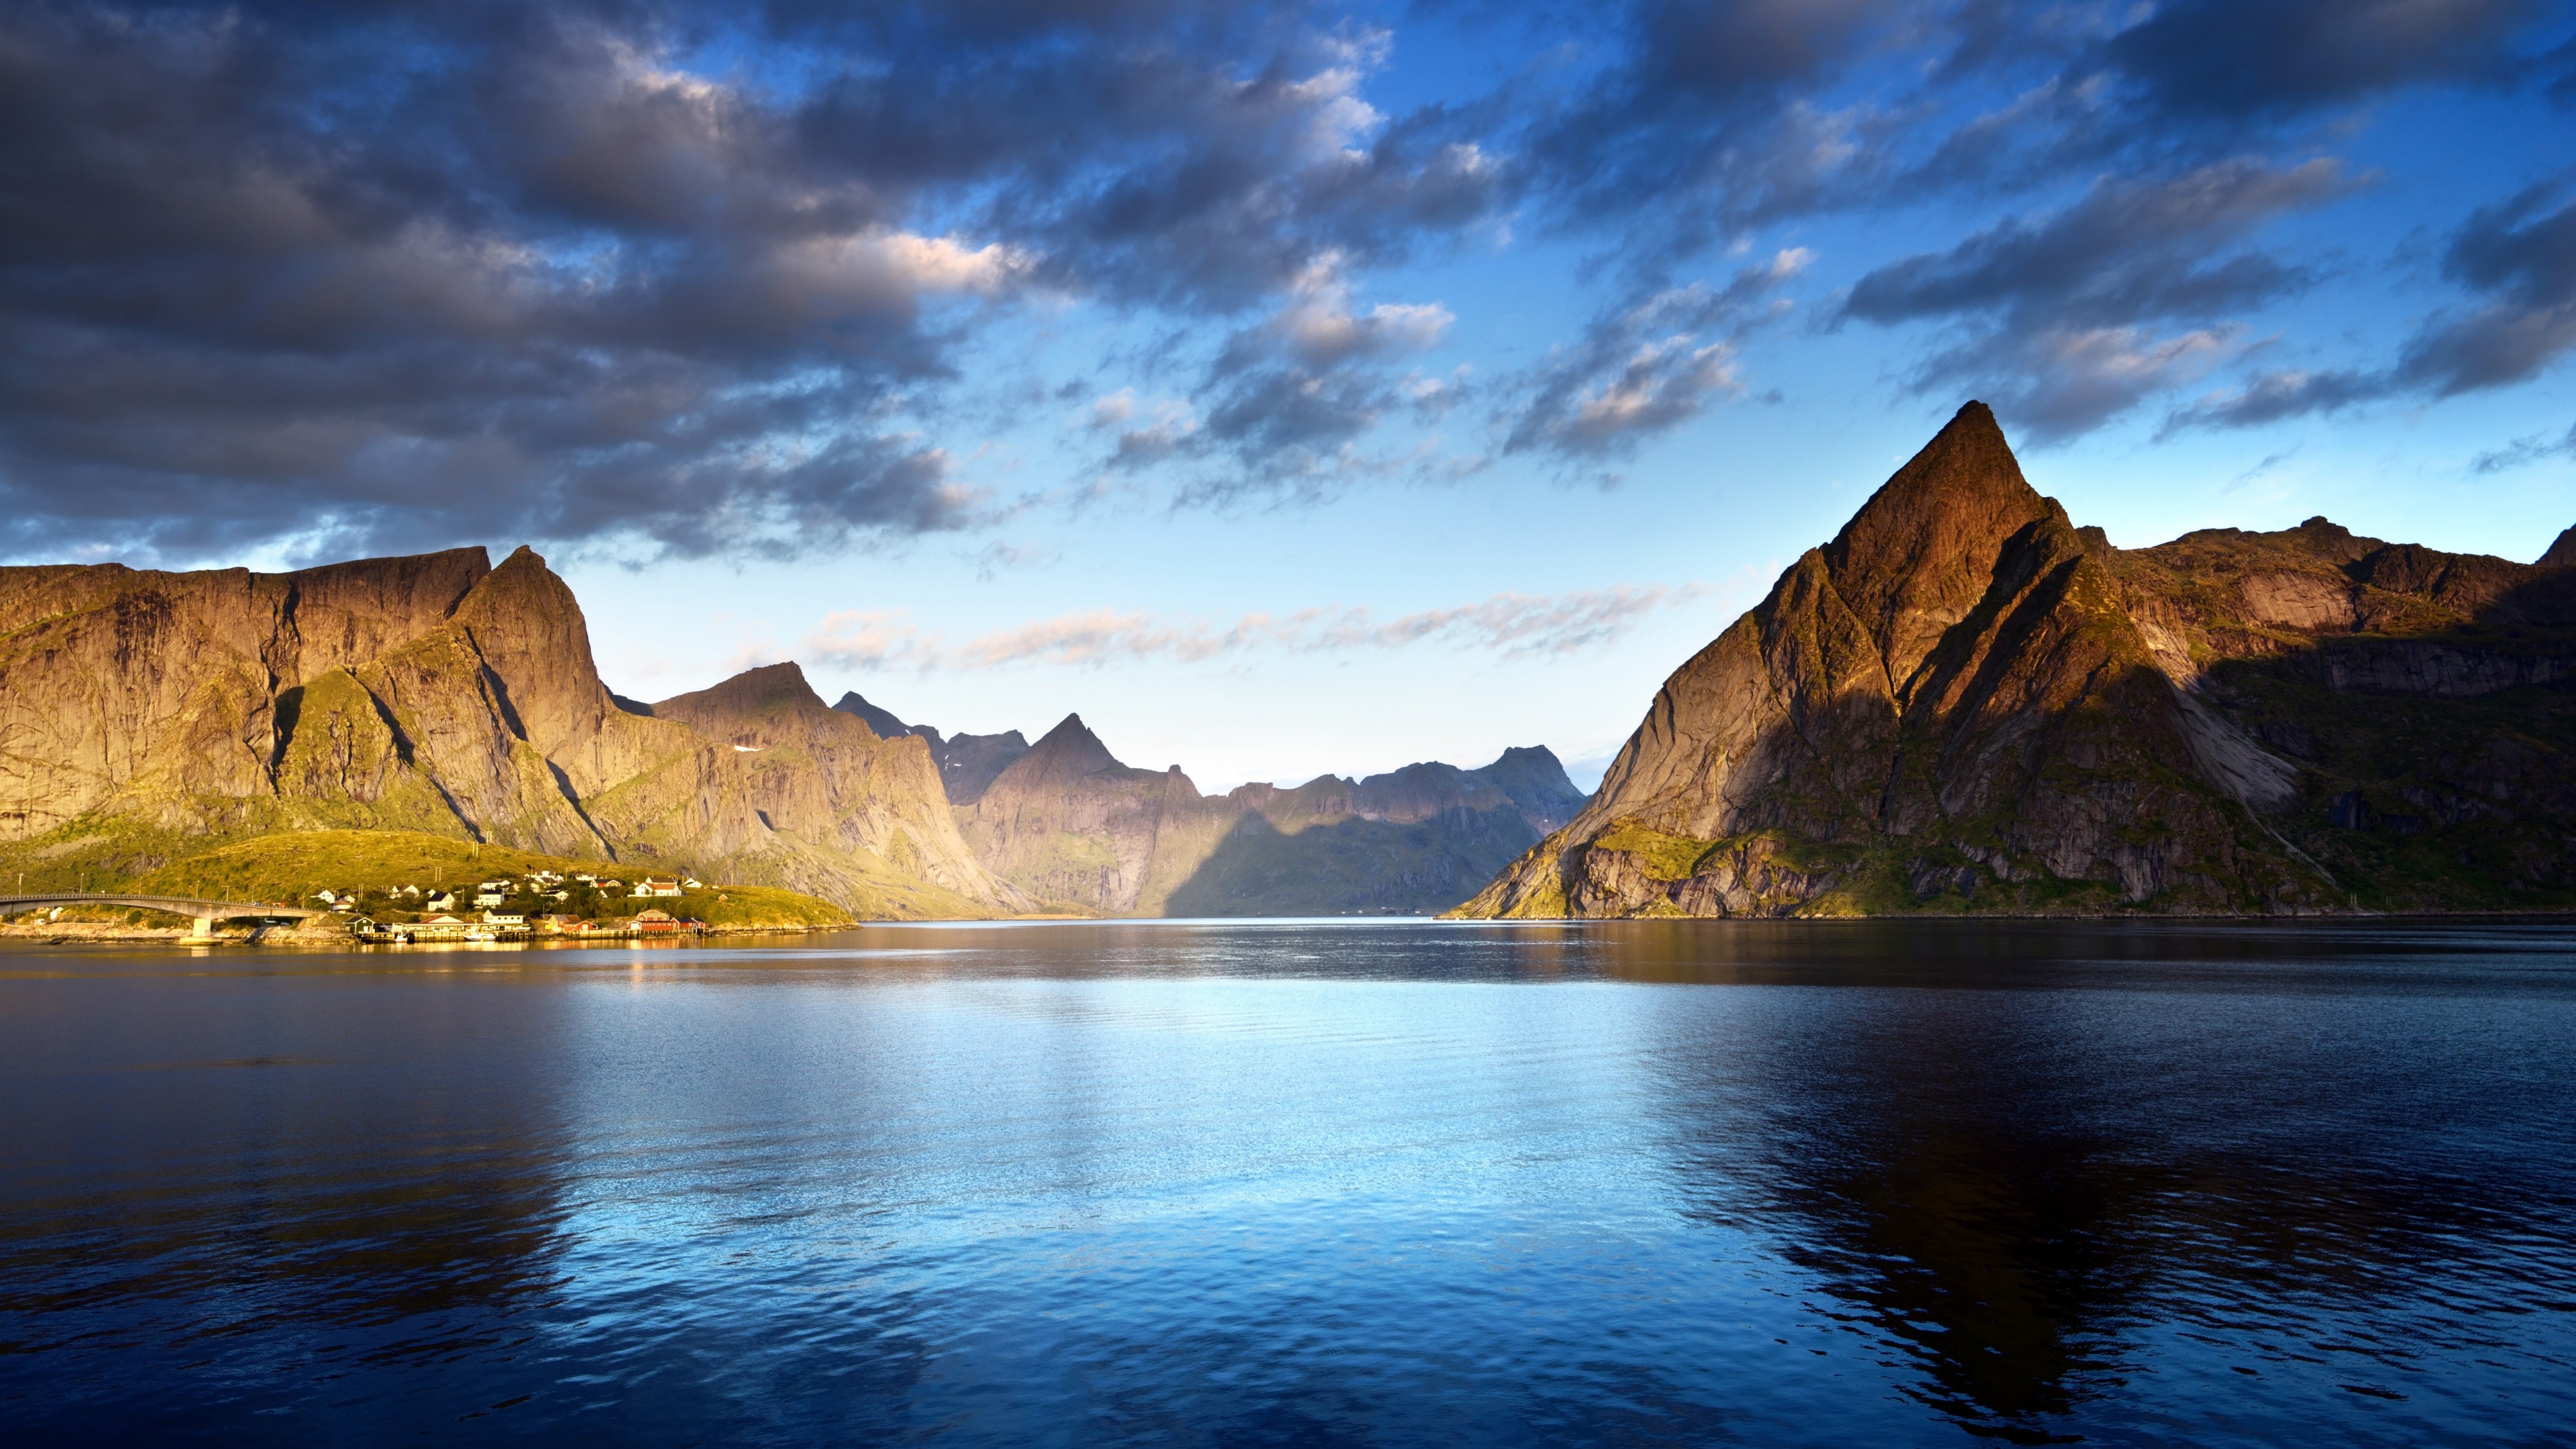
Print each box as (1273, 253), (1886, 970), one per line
(633, 877), (683, 898)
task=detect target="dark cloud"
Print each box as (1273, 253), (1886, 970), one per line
(1083, 256), (1462, 502)
(2099, 0), (2540, 120)
(3, 0), (2572, 552)
(1503, 250), (1809, 462)
(1491, 0), (2563, 445)
(2471, 419), (2576, 471)
(1838, 159), (2356, 439)
(2158, 368), (2387, 435)
(1843, 160), (2351, 327)
(2159, 180), (2576, 435)
(0, 0), (1508, 562)
(1518, 0), (1909, 262)
(2398, 182), (2576, 393)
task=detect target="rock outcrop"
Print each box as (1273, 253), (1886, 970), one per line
(943, 712), (1586, 915)
(1455, 402), (2576, 918)
(831, 693), (1030, 805)
(0, 547), (1018, 917)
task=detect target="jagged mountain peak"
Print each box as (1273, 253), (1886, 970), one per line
(1020, 712), (1123, 777)
(455, 543), (568, 612)
(388, 543), (610, 767)
(1820, 400), (2059, 688)
(833, 691), (916, 742)
(1470, 745), (1587, 833)
(1456, 404), (2576, 922)
(1822, 402), (2035, 562)
(2543, 525), (2576, 570)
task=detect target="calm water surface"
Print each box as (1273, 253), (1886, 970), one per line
(3, 920), (2573, 1446)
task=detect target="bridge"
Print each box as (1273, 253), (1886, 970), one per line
(0, 894), (325, 938)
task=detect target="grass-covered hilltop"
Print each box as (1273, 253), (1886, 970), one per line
(1452, 402), (2576, 920)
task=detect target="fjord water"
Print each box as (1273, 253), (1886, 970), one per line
(3, 923), (2572, 1446)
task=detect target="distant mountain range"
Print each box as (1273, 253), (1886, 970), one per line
(0, 541), (1578, 919)
(1454, 402), (2576, 919)
(831, 694), (1582, 916)
(9, 402), (2567, 921)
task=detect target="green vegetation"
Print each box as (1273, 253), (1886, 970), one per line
(2224, 667), (2576, 912)
(1588, 820), (1721, 881)
(0, 828), (856, 930)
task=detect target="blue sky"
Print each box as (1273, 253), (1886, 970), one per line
(4, 1), (2573, 788)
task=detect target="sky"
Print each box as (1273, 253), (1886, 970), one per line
(4, 1), (2574, 792)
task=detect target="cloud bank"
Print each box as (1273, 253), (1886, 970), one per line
(1, 0), (2570, 563)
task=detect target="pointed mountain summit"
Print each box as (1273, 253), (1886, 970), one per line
(1455, 405), (2576, 918)
(1821, 400), (2059, 689)
(829, 692), (1032, 804)
(833, 692), (916, 742)
(1013, 714), (1128, 784)
(2543, 525), (2576, 571)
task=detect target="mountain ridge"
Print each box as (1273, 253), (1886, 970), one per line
(1455, 402), (2576, 919)
(0, 547), (1020, 918)
(843, 696), (1588, 916)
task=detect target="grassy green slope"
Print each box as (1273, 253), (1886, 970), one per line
(15, 829), (857, 928)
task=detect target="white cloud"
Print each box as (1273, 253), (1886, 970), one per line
(1274, 252), (1454, 366)
(800, 584), (1705, 673)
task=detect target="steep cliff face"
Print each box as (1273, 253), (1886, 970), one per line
(952, 714), (1232, 912)
(831, 692), (1030, 804)
(0, 548), (489, 841)
(946, 711), (1587, 915)
(1456, 402), (2576, 918)
(642, 665), (1027, 912)
(0, 547), (1018, 916)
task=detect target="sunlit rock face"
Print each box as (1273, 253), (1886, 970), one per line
(833, 692), (1030, 808)
(0, 547), (1020, 918)
(1456, 402), (2576, 920)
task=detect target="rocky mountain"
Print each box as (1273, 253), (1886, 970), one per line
(0, 546), (1019, 917)
(919, 710), (1585, 915)
(832, 694), (1030, 804)
(1456, 401), (2576, 919)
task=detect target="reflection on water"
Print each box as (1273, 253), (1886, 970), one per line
(1, 920), (2571, 1444)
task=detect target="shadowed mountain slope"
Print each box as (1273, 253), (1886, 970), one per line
(944, 712), (1585, 915)
(1456, 402), (2576, 918)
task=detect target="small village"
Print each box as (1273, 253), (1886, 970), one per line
(316, 870), (715, 943)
